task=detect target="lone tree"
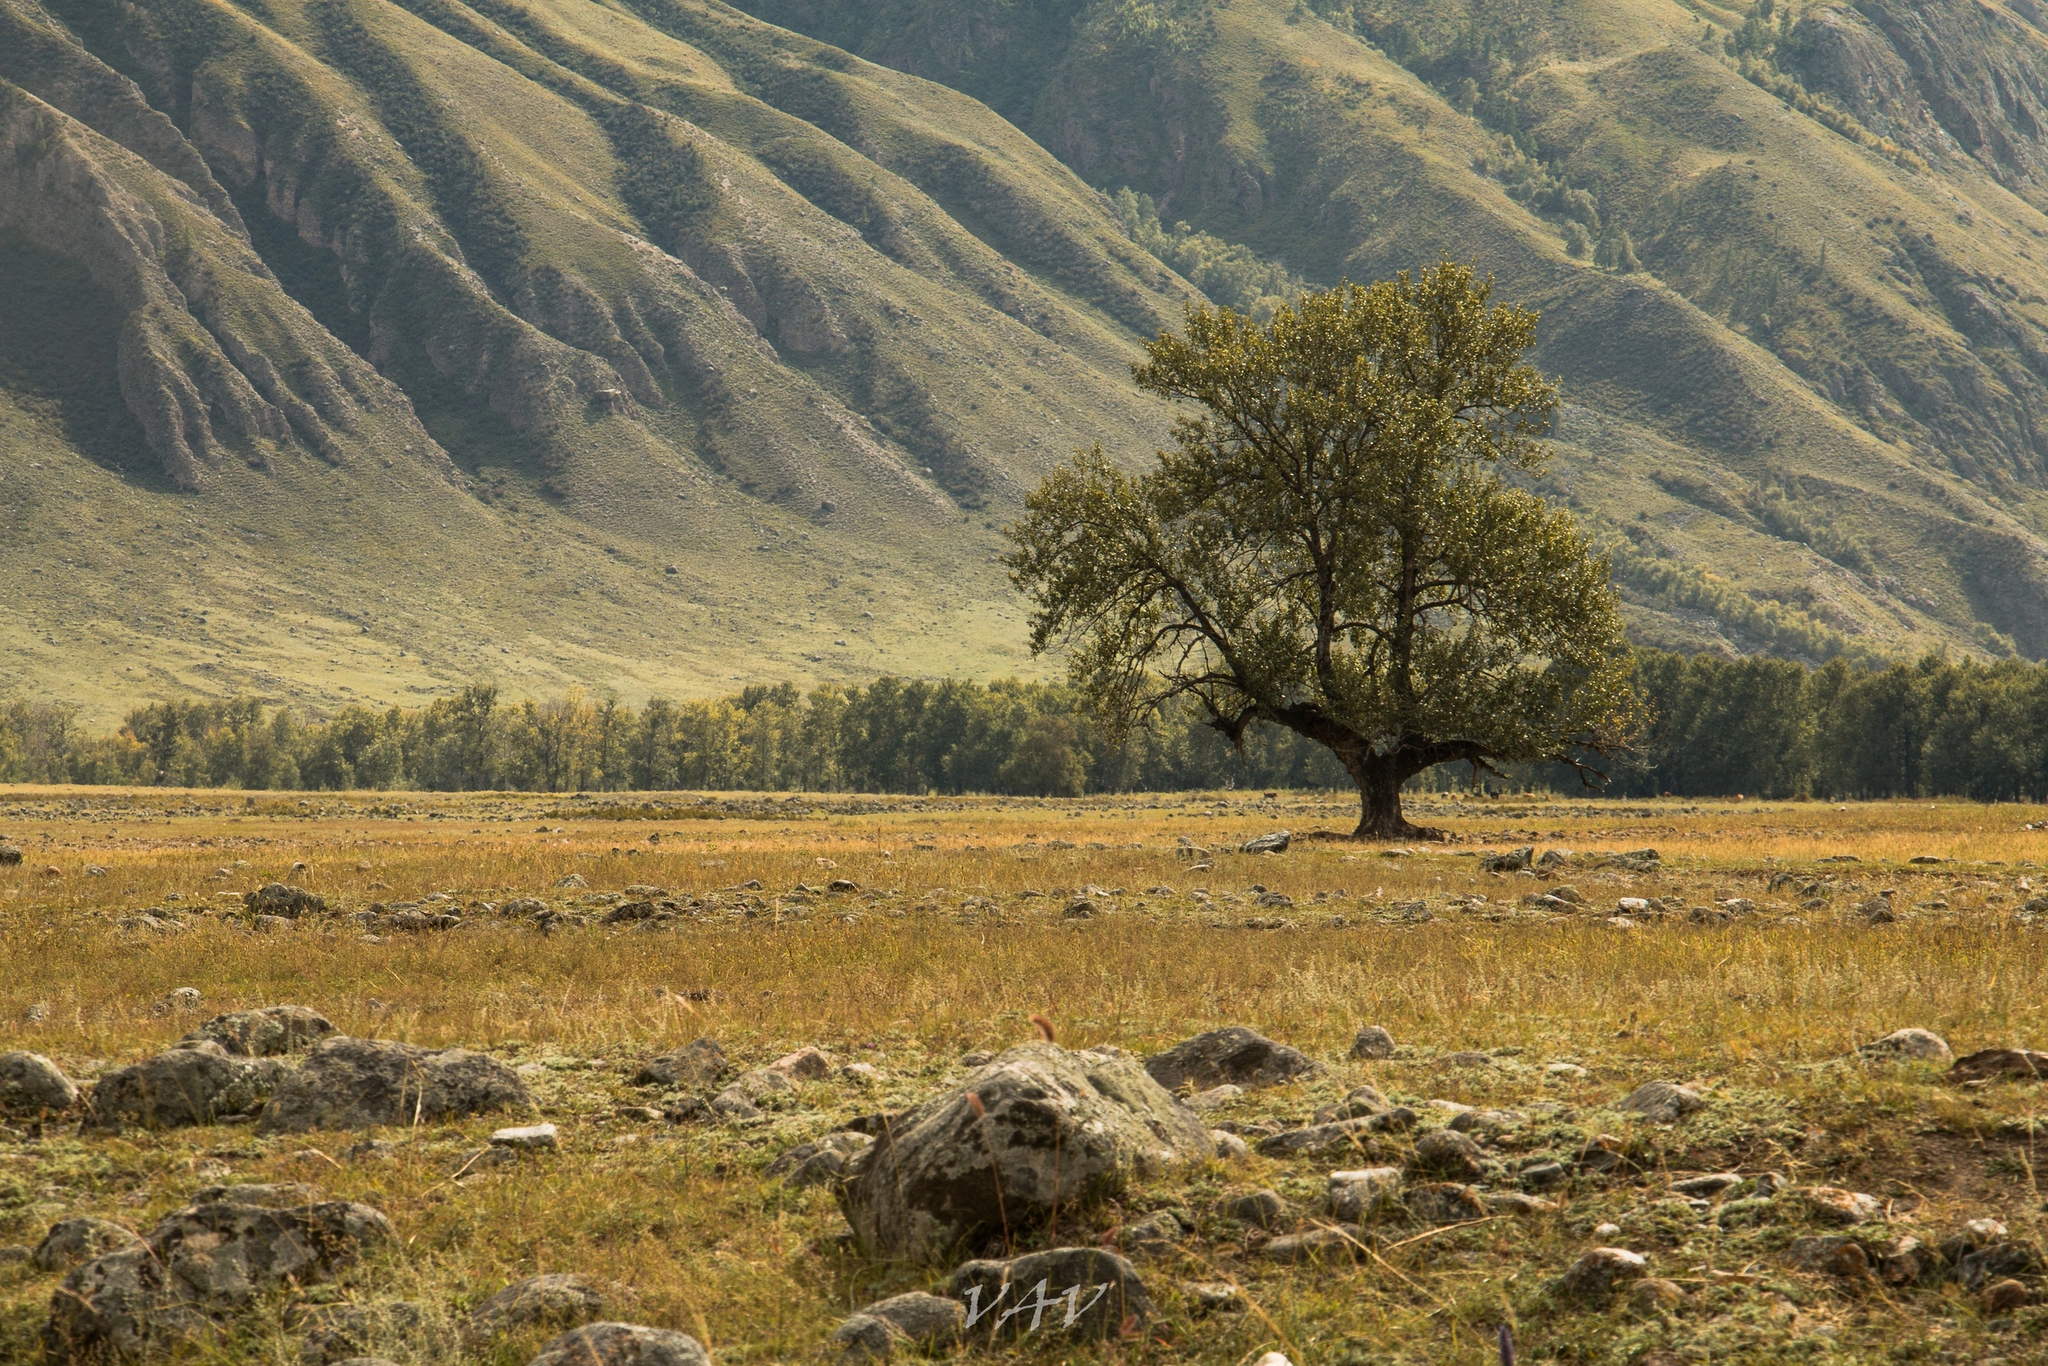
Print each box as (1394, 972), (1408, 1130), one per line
(1006, 262), (1640, 837)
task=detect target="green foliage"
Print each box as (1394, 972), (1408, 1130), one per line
(1616, 648), (2048, 801)
(1115, 188), (1301, 319)
(1007, 265), (1640, 832)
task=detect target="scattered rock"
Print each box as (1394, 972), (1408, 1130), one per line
(1219, 1188), (1290, 1230)
(768, 1047), (833, 1080)
(1799, 1186), (1883, 1226)
(1347, 1025), (1397, 1060)
(295, 1300), (435, 1365)
(1409, 1128), (1486, 1182)
(1545, 1062), (1588, 1079)
(1557, 1247), (1648, 1300)
(1484, 1191), (1556, 1216)
(1211, 1130), (1250, 1160)
(258, 1037), (532, 1133)
(1617, 1081), (1707, 1123)
(1403, 1182), (1488, 1225)
(839, 1042), (1211, 1258)
(765, 1131), (872, 1187)
(1255, 1109), (1414, 1158)
(525, 1322), (711, 1366)
(1182, 1280), (1241, 1312)
(0, 845), (20, 865)
(947, 1247), (1152, 1338)
(470, 1274), (620, 1338)
(179, 1006), (336, 1057)
(1951, 1048), (2048, 1082)
(553, 875), (589, 890)
(1190, 1084), (1243, 1111)
(86, 1049), (279, 1130)
(1143, 1026), (1321, 1092)
(1313, 1085), (1391, 1124)
(1117, 1210), (1190, 1251)
(1955, 1240), (2044, 1288)
(633, 1039), (729, 1089)
(1481, 846), (1533, 873)
(243, 883), (326, 916)
(1240, 831), (1290, 855)
(712, 1068), (793, 1117)
(1261, 1226), (1365, 1263)
(1328, 1167), (1403, 1222)
(31, 1217), (144, 1273)
(832, 1292), (965, 1359)
(1857, 895), (1896, 923)
(490, 1123), (558, 1151)
(1519, 1162), (1567, 1190)
(1983, 1278), (2032, 1313)
(1788, 1236), (1870, 1278)
(1856, 1028), (1952, 1064)
(0, 1051), (79, 1116)
(1669, 1173), (1742, 1198)
(1629, 1278), (1687, 1311)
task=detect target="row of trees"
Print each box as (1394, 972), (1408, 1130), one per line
(2, 649), (2044, 799)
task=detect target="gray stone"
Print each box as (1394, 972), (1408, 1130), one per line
(1481, 846), (1533, 873)
(830, 1314), (899, 1361)
(471, 1273), (618, 1337)
(1483, 1191), (1556, 1216)
(1798, 1185), (1883, 1225)
(1403, 1182), (1488, 1225)
(765, 1131), (873, 1187)
(40, 1246), (199, 1362)
(0, 845), (20, 865)
(1190, 1084), (1243, 1110)
(31, 1217), (144, 1272)
(1347, 1026), (1397, 1060)
(1557, 1247), (1648, 1299)
(1143, 1026), (1321, 1092)
(1328, 1167), (1403, 1222)
(1211, 1130), (1250, 1160)
(490, 1123), (558, 1150)
(525, 1322), (711, 1366)
(767, 1047), (833, 1080)
(244, 883), (327, 916)
(854, 1291), (965, 1347)
(839, 1042), (1211, 1258)
(1856, 1029), (1952, 1064)
(257, 1037), (532, 1133)
(0, 1051), (79, 1115)
(1409, 1128), (1486, 1181)
(1788, 1236), (1870, 1278)
(1519, 1161), (1568, 1190)
(1117, 1210), (1190, 1251)
(553, 875), (589, 890)
(948, 1247), (1151, 1338)
(1617, 1081), (1707, 1123)
(1183, 1280), (1242, 1311)
(1219, 1188), (1290, 1230)
(1670, 1173), (1743, 1197)
(1260, 1226), (1363, 1262)
(1448, 1108), (1521, 1136)
(179, 1006), (336, 1057)
(1256, 1108), (1415, 1158)
(633, 1039), (729, 1089)
(1240, 831), (1291, 855)
(1313, 1085), (1390, 1124)
(86, 1049), (277, 1130)
(1951, 1048), (2048, 1081)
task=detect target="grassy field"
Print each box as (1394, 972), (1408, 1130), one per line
(2, 787), (2046, 1364)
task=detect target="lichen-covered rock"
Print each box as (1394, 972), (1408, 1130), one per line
(1556, 1247), (1648, 1299)
(86, 1049), (277, 1130)
(0, 1051), (79, 1116)
(257, 1037), (531, 1133)
(948, 1247), (1151, 1338)
(839, 1042), (1211, 1258)
(1799, 1186), (1884, 1226)
(1347, 1026), (1397, 1060)
(244, 883), (326, 916)
(1255, 1108), (1414, 1158)
(291, 1299), (436, 1365)
(470, 1273), (620, 1338)
(1855, 1029), (1952, 1063)
(1409, 1128), (1486, 1181)
(831, 1291), (966, 1357)
(1142, 1027), (1321, 1092)
(179, 1006), (335, 1057)
(31, 1217), (144, 1273)
(1616, 1081), (1707, 1123)
(524, 1322), (711, 1366)
(1328, 1168), (1403, 1222)
(765, 1131), (872, 1187)
(633, 1039), (729, 1089)
(40, 1245), (199, 1362)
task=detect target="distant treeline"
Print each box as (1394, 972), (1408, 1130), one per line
(1, 650), (2044, 800)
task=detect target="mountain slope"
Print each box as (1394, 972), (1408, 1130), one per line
(0, 0), (1194, 723)
(736, 0), (2048, 660)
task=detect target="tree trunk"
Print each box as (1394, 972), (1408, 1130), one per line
(1351, 753), (1429, 839)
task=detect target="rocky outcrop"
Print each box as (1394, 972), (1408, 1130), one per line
(257, 1037), (531, 1133)
(85, 1049), (283, 1130)
(179, 1005), (335, 1057)
(838, 1042), (1212, 1259)
(0, 1051), (79, 1116)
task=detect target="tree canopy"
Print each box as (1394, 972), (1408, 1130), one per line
(1006, 261), (1641, 836)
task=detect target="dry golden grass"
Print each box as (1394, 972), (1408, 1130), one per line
(2, 787), (2046, 1364)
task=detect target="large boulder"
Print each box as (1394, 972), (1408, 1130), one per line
(525, 1323), (711, 1366)
(0, 1051), (79, 1116)
(243, 883), (326, 916)
(948, 1247), (1152, 1340)
(179, 1006), (335, 1057)
(839, 1042), (1212, 1259)
(258, 1037), (531, 1133)
(1142, 1027), (1321, 1092)
(86, 1050), (280, 1130)
(42, 1186), (392, 1361)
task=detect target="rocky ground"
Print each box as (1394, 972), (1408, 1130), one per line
(0, 790), (2045, 1363)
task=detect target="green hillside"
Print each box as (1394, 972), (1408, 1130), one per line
(4, 0), (2048, 727)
